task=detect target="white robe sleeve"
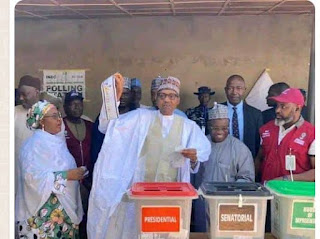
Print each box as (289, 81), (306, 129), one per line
(179, 119), (211, 181)
(187, 121), (211, 163)
(98, 101), (120, 134)
(20, 150), (58, 216)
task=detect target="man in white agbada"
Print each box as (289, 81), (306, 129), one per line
(87, 73), (211, 239)
(203, 103), (255, 182)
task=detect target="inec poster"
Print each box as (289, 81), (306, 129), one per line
(43, 69), (86, 98)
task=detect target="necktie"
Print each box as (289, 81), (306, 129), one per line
(232, 106), (240, 139)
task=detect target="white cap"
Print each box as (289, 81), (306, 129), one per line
(157, 76), (180, 95)
(208, 103), (228, 120)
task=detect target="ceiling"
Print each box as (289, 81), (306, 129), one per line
(15, 0), (315, 20)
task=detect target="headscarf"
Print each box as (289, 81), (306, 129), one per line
(26, 100), (55, 130)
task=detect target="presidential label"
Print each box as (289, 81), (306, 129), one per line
(218, 204), (256, 232)
(141, 206), (180, 233)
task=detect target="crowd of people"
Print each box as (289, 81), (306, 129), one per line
(14, 73), (315, 239)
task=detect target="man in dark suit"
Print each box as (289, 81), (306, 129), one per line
(222, 74), (263, 158)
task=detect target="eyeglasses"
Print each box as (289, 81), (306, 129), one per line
(157, 93), (179, 100)
(43, 112), (62, 120)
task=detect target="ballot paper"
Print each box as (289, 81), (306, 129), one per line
(101, 75), (119, 120)
(166, 146), (186, 168)
(80, 166), (89, 178)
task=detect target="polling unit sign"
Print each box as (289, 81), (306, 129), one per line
(43, 69), (86, 98)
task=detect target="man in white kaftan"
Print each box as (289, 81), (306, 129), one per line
(87, 74), (211, 239)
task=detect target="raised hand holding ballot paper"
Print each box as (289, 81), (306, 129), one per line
(100, 72), (124, 120)
(88, 73), (211, 239)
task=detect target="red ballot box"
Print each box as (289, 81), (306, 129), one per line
(129, 182), (198, 239)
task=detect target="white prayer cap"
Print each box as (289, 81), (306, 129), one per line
(208, 103), (228, 120)
(123, 77), (131, 90)
(151, 76), (165, 90)
(157, 76), (180, 95)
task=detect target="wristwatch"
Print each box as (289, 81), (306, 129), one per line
(190, 159), (198, 169)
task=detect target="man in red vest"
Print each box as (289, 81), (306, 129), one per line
(255, 88), (315, 182)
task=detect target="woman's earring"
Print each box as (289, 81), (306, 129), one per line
(42, 124), (45, 132)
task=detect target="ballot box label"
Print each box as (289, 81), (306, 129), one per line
(291, 201), (315, 229)
(218, 203), (256, 232)
(141, 206), (180, 233)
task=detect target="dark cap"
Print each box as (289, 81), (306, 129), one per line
(18, 75), (41, 90)
(194, 86), (215, 95)
(64, 90), (84, 104)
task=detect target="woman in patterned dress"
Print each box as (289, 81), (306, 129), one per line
(16, 101), (86, 239)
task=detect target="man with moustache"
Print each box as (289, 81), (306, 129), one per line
(222, 74), (263, 158)
(256, 88), (315, 182)
(87, 73), (211, 239)
(149, 76), (187, 117)
(262, 82), (290, 124)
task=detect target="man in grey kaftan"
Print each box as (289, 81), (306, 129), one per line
(204, 103), (255, 182)
(203, 134), (254, 182)
(191, 103), (254, 232)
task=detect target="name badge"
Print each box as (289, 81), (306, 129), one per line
(285, 155), (296, 171)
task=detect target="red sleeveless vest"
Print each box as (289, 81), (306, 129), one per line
(259, 120), (314, 182)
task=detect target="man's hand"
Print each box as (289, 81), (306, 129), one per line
(114, 72), (124, 101)
(67, 167), (86, 181)
(181, 148), (197, 163)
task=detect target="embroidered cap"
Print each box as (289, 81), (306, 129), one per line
(208, 103), (228, 120)
(157, 76), (180, 95)
(151, 76), (165, 90)
(269, 88), (304, 106)
(123, 77), (131, 90)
